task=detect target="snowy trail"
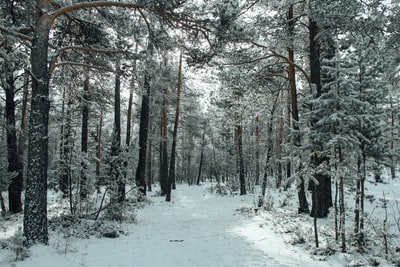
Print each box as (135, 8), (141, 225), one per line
(1, 184), (341, 267)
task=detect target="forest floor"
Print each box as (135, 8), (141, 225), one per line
(0, 180), (399, 267)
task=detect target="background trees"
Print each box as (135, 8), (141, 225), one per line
(0, 0), (399, 255)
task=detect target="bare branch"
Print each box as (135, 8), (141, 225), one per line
(55, 61), (115, 72)
(269, 50), (311, 88)
(50, 1), (146, 25)
(0, 26), (33, 43)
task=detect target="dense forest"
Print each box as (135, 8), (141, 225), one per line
(1, 0), (400, 263)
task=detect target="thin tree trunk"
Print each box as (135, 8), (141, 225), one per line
(24, 0), (51, 246)
(255, 116), (260, 186)
(111, 60), (124, 202)
(237, 120), (246, 195)
(80, 66), (90, 200)
(259, 115), (273, 206)
(259, 93), (280, 206)
(197, 130), (206, 186)
(96, 112), (103, 178)
(314, 195), (319, 248)
(186, 135), (193, 185)
(146, 115), (153, 192)
(166, 53), (183, 201)
(159, 87), (169, 195)
(288, 5), (309, 213)
(5, 60), (23, 213)
(0, 193), (6, 217)
(339, 175), (346, 252)
(18, 72), (29, 187)
(390, 99), (396, 178)
(126, 82), (134, 147)
(275, 113), (283, 188)
(60, 92), (72, 196)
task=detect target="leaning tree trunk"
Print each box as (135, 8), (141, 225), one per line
(166, 53), (183, 202)
(23, 0), (51, 246)
(258, 93), (279, 207)
(196, 130), (206, 186)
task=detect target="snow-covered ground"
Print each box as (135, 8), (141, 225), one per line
(0, 180), (399, 267)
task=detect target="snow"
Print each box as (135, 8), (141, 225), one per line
(0, 181), (399, 267)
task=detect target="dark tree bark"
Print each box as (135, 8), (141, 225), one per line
(339, 174), (346, 252)
(5, 61), (23, 213)
(96, 112), (103, 178)
(59, 90), (72, 196)
(196, 130), (206, 186)
(126, 86), (134, 147)
(255, 116), (260, 186)
(166, 53), (183, 201)
(288, 4), (309, 214)
(23, 0), (51, 246)
(135, 74), (150, 196)
(309, 18), (332, 218)
(146, 115), (153, 192)
(18, 72), (29, 188)
(80, 66), (90, 200)
(237, 121), (246, 195)
(111, 60), (124, 202)
(159, 87), (169, 195)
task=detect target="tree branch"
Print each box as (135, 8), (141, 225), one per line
(50, 1), (146, 25)
(0, 26), (33, 44)
(55, 61), (115, 72)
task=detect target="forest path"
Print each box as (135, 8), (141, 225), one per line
(3, 184), (340, 267)
(126, 184), (287, 267)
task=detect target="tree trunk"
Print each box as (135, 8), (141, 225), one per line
(24, 0), (51, 246)
(96, 112), (103, 179)
(159, 87), (169, 195)
(275, 114), (283, 188)
(237, 121), (246, 195)
(135, 74), (150, 196)
(111, 60), (124, 202)
(0, 193), (6, 217)
(59, 91), (72, 196)
(288, 5), (309, 213)
(196, 130), (206, 186)
(339, 175), (346, 252)
(255, 116), (260, 186)
(5, 60), (23, 213)
(18, 72), (29, 190)
(166, 53), (183, 201)
(146, 115), (153, 192)
(80, 66), (90, 200)
(309, 17), (331, 218)
(126, 82), (134, 147)
(390, 99), (396, 178)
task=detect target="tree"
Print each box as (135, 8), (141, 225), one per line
(135, 72), (150, 197)
(1, 0), (31, 214)
(10, 0), (217, 246)
(23, 0), (51, 246)
(166, 52), (183, 201)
